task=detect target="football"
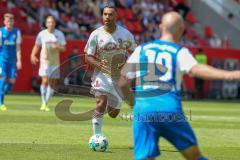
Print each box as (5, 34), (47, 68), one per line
(89, 134), (108, 152)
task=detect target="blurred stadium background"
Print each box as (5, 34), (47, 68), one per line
(0, 0), (240, 159)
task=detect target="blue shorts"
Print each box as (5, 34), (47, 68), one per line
(133, 113), (197, 160)
(0, 61), (17, 78)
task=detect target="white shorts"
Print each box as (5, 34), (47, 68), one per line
(91, 72), (123, 109)
(39, 64), (60, 79)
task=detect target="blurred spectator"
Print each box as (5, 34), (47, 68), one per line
(49, 2), (59, 20)
(132, 0), (143, 20)
(78, 26), (89, 40)
(67, 16), (80, 39)
(39, 0), (51, 27)
(235, 0), (240, 4)
(114, 0), (128, 8)
(185, 12), (197, 25)
(58, 13), (71, 35)
(10, 0), (228, 49)
(174, 0), (190, 19)
(228, 12), (234, 21)
(208, 35), (222, 48)
(56, 0), (75, 15)
(67, 47), (83, 85)
(87, 0), (102, 19)
(194, 48), (207, 98)
(141, 21), (160, 42)
(204, 26), (222, 48)
(222, 34), (231, 49)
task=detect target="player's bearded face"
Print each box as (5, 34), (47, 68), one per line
(102, 8), (117, 27)
(4, 18), (14, 29)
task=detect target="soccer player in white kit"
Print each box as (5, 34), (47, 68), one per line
(84, 3), (137, 135)
(31, 15), (66, 111)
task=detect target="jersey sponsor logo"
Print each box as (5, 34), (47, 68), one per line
(3, 40), (15, 45)
(98, 40), (132, 54)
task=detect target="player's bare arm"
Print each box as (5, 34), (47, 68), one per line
(85, 54), (110, 75)
(16, 42), (22, 70)
(118, 75), (134, 107)
(190, 64), (240, 81)
(30, 44), (40, 65)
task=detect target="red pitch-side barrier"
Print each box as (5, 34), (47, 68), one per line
(13, 36), (240, 93)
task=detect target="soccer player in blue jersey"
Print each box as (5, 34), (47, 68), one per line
(119, 12), (240, 160)
(0, 13), (22, 111)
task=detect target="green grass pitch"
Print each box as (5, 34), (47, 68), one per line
(0, 94), (240, 160)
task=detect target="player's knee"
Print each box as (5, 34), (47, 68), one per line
(0, 76), (6, 79)
(186, 152), (202, 160)
(108, 111), (119, 118)
(41, 77), (48, 86)
(96, 99), (107, 108)
(182, 145), (203, 160)
(192, 150), (202, 160)
(8, 78), (16, 84)
(108, 108), (120, 118)
(41, 81), (48, 86)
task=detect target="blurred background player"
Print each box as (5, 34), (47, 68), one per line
(84, 2), (136, 135)
(119, 11), (240, 160)
(30, 15), (66, 111)
(0, 13), (22, 111)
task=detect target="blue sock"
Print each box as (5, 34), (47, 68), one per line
(4, 82), (14, 94)
(0, 94), (4, 105)
(198, 157), (208, 160)
(0, 77), (6, 105)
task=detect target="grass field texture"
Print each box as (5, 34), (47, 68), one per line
(0, 94), (240, 160)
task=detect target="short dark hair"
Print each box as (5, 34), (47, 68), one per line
(102, 1), (117, 13)
(45, 15), (56, 22)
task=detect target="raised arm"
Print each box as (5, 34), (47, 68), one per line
(190, 64), (240, 81)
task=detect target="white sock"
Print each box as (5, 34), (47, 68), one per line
(40, 85), (47, 105)
(45, 85), (54, 105)
(92, 110), (104, 134)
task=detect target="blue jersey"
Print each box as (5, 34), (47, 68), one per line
(125, 39), (197, 113)
(0, 27), (21, 63)
(125, 39), (200, 160)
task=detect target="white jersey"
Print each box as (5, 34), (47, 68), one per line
(35, 29), (66, 66)
(84, 25), (136, 107)
(84, 25), (137, 77)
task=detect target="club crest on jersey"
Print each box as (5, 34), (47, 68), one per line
(101, 41), (132, 51)
(12, 34), (16, 39)
(118, 38), (122, 43)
